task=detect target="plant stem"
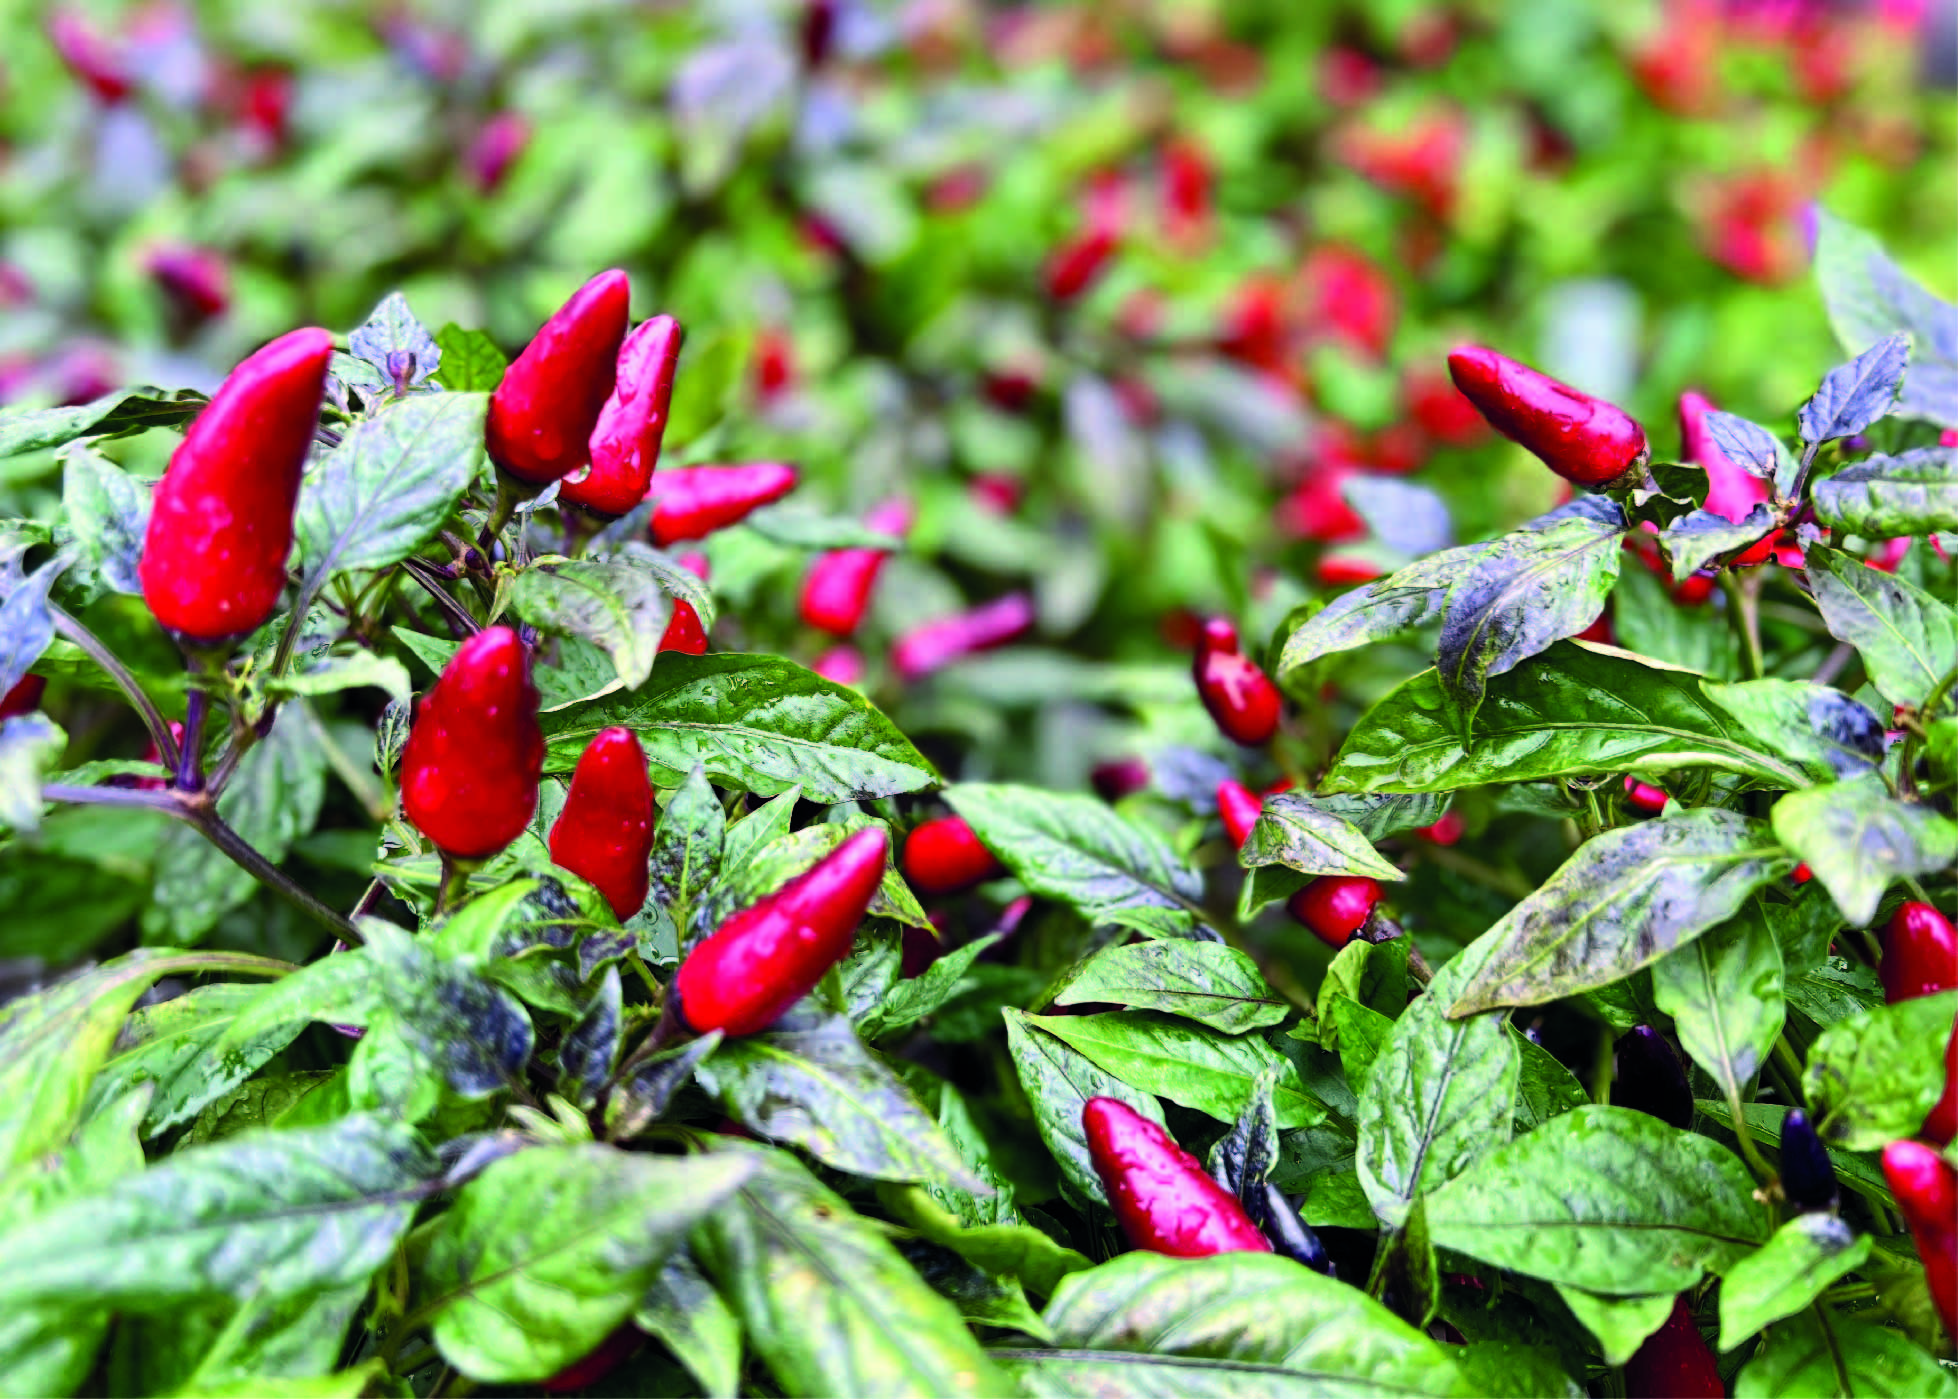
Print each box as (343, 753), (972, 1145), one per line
(1591, 1024), (1614, 1106)
(176, 686), (208, 793)
(1725, 572), (1767, 680)
(402, 558), (481, 637)
(1727, 1083), (1776, 1181)
(50, 604), (179, 767)
(479, 475), (522, 551)
(42, 783), (178, 812)
(435, 853), (473, 916)
(188, 802), (362, 940)
(1771, 1035), (1807, 1108)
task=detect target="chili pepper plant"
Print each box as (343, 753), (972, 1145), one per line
(0, 4), (1955, 1398)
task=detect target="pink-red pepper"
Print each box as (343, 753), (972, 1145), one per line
(1925, 1027), (1957, 1147)
(1881, 1140), (1958, 1336)
(1193, 618), (1282, 747)
(810, 645), (864, 687)
(1300, 245), (1396, 360)
(47, 8), (131, 104)
(1624, 775), (1671, 816)
(799, 499), (913, 636)
(464, 111), (531, 194)
(561, 314), (681, 518)
(139, 326), (334, 642)
(891, 594), (1035, 682)
(1288, 876), (1381, 950)
(1416, 811), (1465, 845)
(1317, 553), (1385, 587)
(1216, 778), (1264, 850)
(1622, 1297), (1725, 1399)
(145, 245), (231, 330)
(673, 827), (888, 1037)
(901, 815), (1001, 895)
(658, 553), (710, 656)
(645, 463), (799, 546)
(541, 1324), (645, 1395)
(1678, 390), (1778, 567)
(400, 626), (544, 861)
(1404, 367), (1487, 447)
(0, 674), (46, 720)
(753, 327), (796, 402)
(1447, 346), (1650, 490)
(1081, 1096), (1272, 1258)
(1043, 174), (1125, 303)
(1161, 136), (1212, 244)
(485, 270), (630, 487)
(1879, 901), (1957, 1005)
(548, 726), (655, 922)
(1091, 757), (1151, 802)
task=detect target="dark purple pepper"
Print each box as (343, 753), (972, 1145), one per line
(1779, 1109), (1839, 1213)
(1258, 1183), (1334, 1276)
(1613, 1026), (1694, 1130)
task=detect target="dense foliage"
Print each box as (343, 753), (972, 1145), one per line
(1, 3), (1954, 1397)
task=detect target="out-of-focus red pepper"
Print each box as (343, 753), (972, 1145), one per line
(902, 815), (1002, 895)
(1624, 775), (1671, 816)
(799, 499), (913, 636)
(464, 111), (531, 194)
(47, 8), (132, 104)
(658, 553), (710, 656)
(891, 594), (1035, 682)
(1193, 617), (1281, 746)
(1300, 245), (1396, 359)
(0, 674), (47, 721)
(754, 326), (796, 402)
(1287, 876), (1381, 949)
(1880, 901), (1958, 1005)
(645, 463), (799, 546)
(1882, 1140), (1958, 1336)
(1622, 1296), (1725, 1399)
(1679, 390), (1777, 566)
(1216, 779), (1264, 850)
(810, 645), (864, 687)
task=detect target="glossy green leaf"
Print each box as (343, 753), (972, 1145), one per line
(1658, 504), (1778, 580)
(56, 442), (147, 598)
(880, 1183), (1094, 1303)
(1798, 334), (1909, 445)
(1704, 679), (1886, 782)
(1448, 810), (1793, 1017)
(1770, 776), (1958, 927)
(420, 1144), (750, 1384)
(1814, 447), (1958, 536)
(634, 1251), (743, 1399)
(693, 1145), (1010, 1399)
(861, 931), (1004, 1040)
(1811, 210), (1958, 425)
(1325, 644), (1810, 795)
(1719, 1213), (1872, 1349)
(82, 981), (304, 1137)
(1050, 940), (1287, 1034)
(1804, 547), (1958, 710)
(997, 1251), (1473, 1398)
(1238, 791), (1404, 893)
(1422, 1106), (1770, 1293)
(1002, 1008), (1168, 1206)
(1651, 903), (1785, 1118)
(1551, 1287), (1674, 1367)
(511, 553), (674, 693)
(0, 387), (204, 459)
(1735, 1308), (1958, 1398)
(949, 783), (1203, 937)
(433, 324), (509, 392)
(543, 652), (937, 802)
(1802, 990), (1958, 1150)
(1277, 542), (1489, 673)
(1025, 1011), (1325, 1129)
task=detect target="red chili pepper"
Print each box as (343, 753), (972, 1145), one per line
(799, 499), (913, 636)
(144, 245), (231, 329)
(1404, 367), (1488, 446)
(237, 68), (293, 153)
(1622, 1296), (1725, 1399)
(658, 553), (710, 657)
(1881, 1140), (1958, 1337)
(1791, 862), (1812, 883)
(1575, 612), (1615, 645)
(968, 472), (1024, 514)
(1924, 1025), (1957, 1146)
(902, 815), (1001, 895)
(644, 463), (799, 546)
(548, 726), (654, 922)
(1678, 390), (1775, 566)
(891, 593), (1035, 682)
(1161, 136), (1212, 243)
(1416, 811), (1465, 846)
(1193, 618), (1281, 747)
(542, 1323), (644, 1395)
(1624, 775), (1670, 816)
(1043, 174), (1125, 303)
(1367, 423), (1428, 476)
(1217, 275), (1291, 377)
(0, 674), (46, 720)
(1216, 779), (1264, 850)
(810, 644), (864, 687)
(1300, 245), (1396, 360)
(1091, 757), (1151, 802)
(560, 315), (681, 518)
(1316, 553), (1384, 587)
(400, 626), (544, 861)
(1287, 876), (1381, 950)
(485, 270), (630, 487)
(1446, 346), (1650, 490)
(1880, 901), (1958, 1004)
(1081, 1096), (1272, 1258)
(754, 327), (796, 402)
(464, 111), (531, 193)
(135, 721), (187, 792)
(673, 827), (888, 1037)
(138, 326), (333, 642)
(47, 8), (131, 103)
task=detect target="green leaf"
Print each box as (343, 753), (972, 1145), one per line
(861, 932), (1006, 1041)
(142, 705), (327, 944)
(634, 1251), (743, 1399)
(0, 949), (289, 1182)
(269, 648), (413, 705)
(1798, 335), (1909, 445)
(1422, 1105), (1770, 1293)
(542, 652), (937, 802)
(0, 550), (66, 701)
(1802, 990), (1958, 1150)
(1356, 954), (1518, 1227)
(0, 713), (64, 833)
(1804, 546), (1958, 710)
(1276, 542), (1489, 673)
(420, 1143), (752, 1384)
(1611, 564), (1738, 680)
(1735, 1308), (1958, 1398)
(1240, 791), (1404, 883)
(432, 324), (509, 392)
(0, 1116), (433, 1309)
(1658, 505), (1779, 579)
(1434, 508), (1626, 731)
(1703, 679), (1886, 782)
(1325, 644), (1811, 795)
(693, 1145), (1011, 1399)
(1718, 1213), (1872, 1350)
(1771, 777), (1958, 927)
(1814, 447), (1958, 536)
(293, 392), (488, 579)
(1703, 410), (1799, 489)
(649, 763), (725, 940)
(1551, 1287), (1675, 1367)
(81, 982), (304, 1138)
(1812, 210), (1958, 425)
(948, 784), (1203, 937)
(880, 1184), (1094, 1303)
(55, 442), (147, 598)
(348, 291), (439, 386)
(1651, 903), (1786, 1118)
(0, 387), (205, 459)
(1050, 940), (1287, 1035)
(1003, 1009), (1167, 1206)
(511, 552), (674, 693)
(1695, 1099), (1891, 1207)
(1026, 1011), (1325, 1130)
(695, 1017), (986, 1191)
(1510, 1026), (1591, 1132)
(1447, 810), (1794, 1017)
(997, 1251), (1474, 1398)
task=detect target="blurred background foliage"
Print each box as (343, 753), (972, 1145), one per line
(1, 0), (1953, 969)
